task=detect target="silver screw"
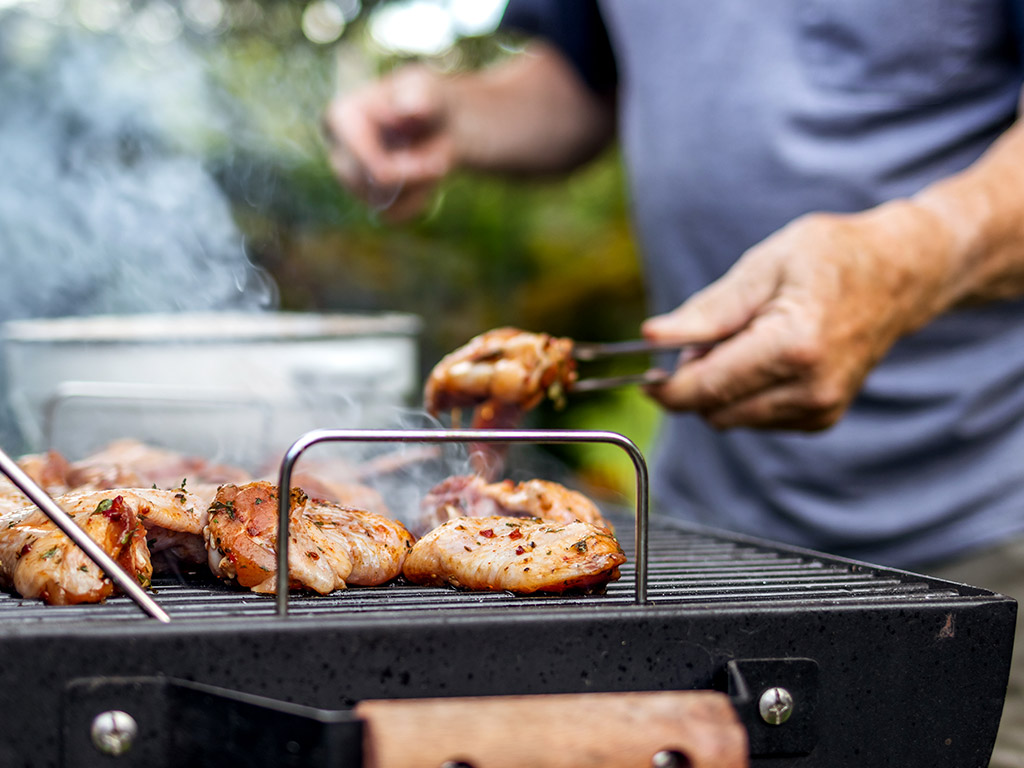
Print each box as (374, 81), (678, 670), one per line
(652, 750), (688, 767)
(758, 687), (794, 725)
(90, 710), (138, 756)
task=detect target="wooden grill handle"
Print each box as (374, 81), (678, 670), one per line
(355, 690), (748, 768)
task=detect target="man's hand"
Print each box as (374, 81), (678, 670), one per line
(641, 202), (954, 431)
(323, 44), (616, 222)
(323, 66), (454, 222)
(642, 113), (1024, 431)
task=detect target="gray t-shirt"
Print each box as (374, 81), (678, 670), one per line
(505, 0), (1024, 567)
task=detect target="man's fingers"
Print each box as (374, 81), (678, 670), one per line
(389, 66), (445, 125)
(642, 254), (780, 345)
(702, 383), (847, 432)
(376, 182), (439, 222)
(326, 98), (411, 187)
(646, 313), (802, 412)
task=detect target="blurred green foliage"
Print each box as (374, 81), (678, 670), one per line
(207, 4), (656, 496)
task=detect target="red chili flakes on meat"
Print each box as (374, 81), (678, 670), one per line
(306, 551), (320, 560)
(515, 546), (526, 556)
(508, 528), (523, 540)
(480, 529), (495, 538)
(101, 496), (129, 521)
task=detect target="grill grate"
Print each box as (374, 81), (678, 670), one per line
(0, 515), (967, 624)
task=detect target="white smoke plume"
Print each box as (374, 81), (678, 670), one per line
(0, 7), (277, 449)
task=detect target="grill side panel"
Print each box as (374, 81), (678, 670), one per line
(0, 596), (1012, 767)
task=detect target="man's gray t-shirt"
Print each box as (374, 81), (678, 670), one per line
(504, 0), (1024, 567)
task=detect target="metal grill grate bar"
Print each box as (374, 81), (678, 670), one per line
(0, 518), (968, 625)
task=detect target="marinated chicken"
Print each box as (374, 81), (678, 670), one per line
(403, 516), (625, 594)
(204, 481), (414, 595)
(270, 470), (390, 517)
(0, 451), (72, 515)
(128, 486), (209, 568)
(425, 328), (577, 428)
(0, 490), (151, 605)
(419, 475), (615, 536)
(67, 439), (251, 491)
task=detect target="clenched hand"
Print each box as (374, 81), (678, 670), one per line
(323, 66), (455, 222)
(642, 201), (956, 431)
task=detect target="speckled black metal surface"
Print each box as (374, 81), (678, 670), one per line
(0, 517), (1013, 768)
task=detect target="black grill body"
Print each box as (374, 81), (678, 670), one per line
(0, 516), (1014, 768)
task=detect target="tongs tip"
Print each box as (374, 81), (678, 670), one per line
(571, 368), (671, 393)
(569, 338), (691, 392)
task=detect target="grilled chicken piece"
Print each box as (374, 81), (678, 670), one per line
(0, 451), (73, 515)
(0, 491), (151, 605)
(404, 516), (625, 594)
(68, 439), (251, 491)
(15, 451), (72, 493)
(125, 487), (209, 568)
(204, 481), (414, 595)
(419, 475), (614, 537)
(304, 496), (415, 586)
(425, 328), (577, 428)
(265, 470), (391, 517)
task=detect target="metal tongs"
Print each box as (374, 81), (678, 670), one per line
(571, 339), (704, 392)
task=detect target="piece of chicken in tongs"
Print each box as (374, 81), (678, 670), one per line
(404, 516), (625, 594)
(418, 475), (615, 537)
(425, 328), (577, 429)
(204, 481), (415, 595)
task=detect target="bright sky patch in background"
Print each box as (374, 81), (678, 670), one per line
(0, 0), (508, 50)
(368, 0), (508, 54)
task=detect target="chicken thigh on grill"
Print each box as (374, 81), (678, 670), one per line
(403, 516), (625, 594)
(0, 490), (152, 605)
(419, 475), (615, 537)
(204, 481), (414, 595)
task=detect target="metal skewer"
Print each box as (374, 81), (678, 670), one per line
(0, 448), (170, 623)
(277, 428), (651, 617)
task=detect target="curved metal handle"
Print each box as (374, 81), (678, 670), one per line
(0, 448), (170, 622)
(275, 428), (650, 616)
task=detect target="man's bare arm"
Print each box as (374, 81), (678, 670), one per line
(323, 43), (615, 220)
(641, 116), (1024, 431)
(914, 119), (1024, 308)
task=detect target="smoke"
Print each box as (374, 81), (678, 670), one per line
(0, 8), (278, 450)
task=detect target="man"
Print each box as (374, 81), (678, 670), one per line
(325, 3), (1024, 763)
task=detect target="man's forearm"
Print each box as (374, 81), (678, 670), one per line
(913, 117), (1024, 310)
(443, 42), (616, 175)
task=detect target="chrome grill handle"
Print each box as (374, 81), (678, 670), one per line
(275, 428), (651, 617)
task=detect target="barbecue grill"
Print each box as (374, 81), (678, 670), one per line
(0, 430), (1014, 767)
